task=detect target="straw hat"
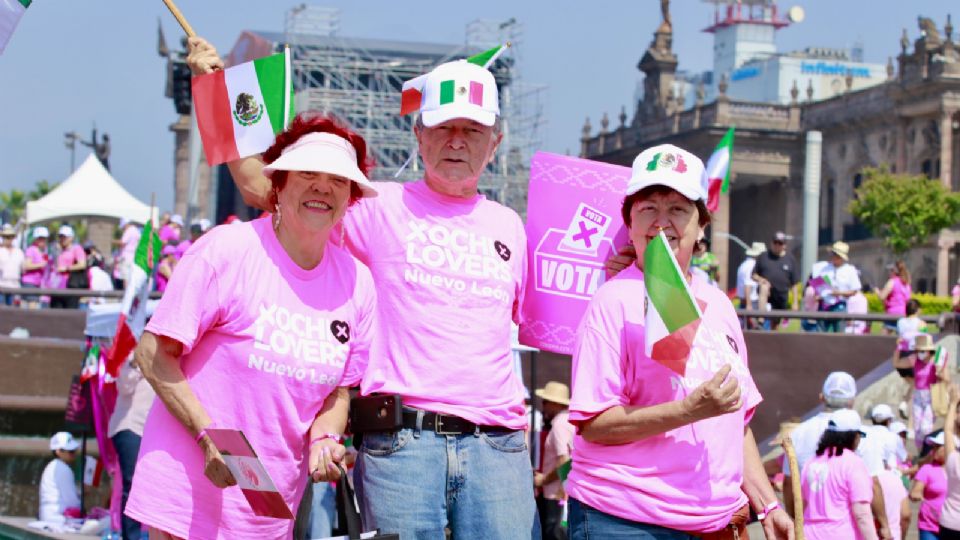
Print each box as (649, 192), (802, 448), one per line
(535, 381), (570, 405)
(830, 241), (850, 262)
(0, 224), (15, 237)
(914, 333), (936, 352)
(745, 242), (766, 258)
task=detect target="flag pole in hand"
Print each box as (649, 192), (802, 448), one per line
(161, 0), (196, 37)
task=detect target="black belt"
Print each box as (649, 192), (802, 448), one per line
(402, 410), (512, 435)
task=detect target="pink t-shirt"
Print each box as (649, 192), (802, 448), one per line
(565, 265), (762, 533)
(174, 239), (193, 260)
(916, 462), (948, 532)
(541, 410), (575, 500)
(877, 469), (908, 540)
(914, 357), (938, 390)
(21, 245), (47, 286)
(125, 217), (376, 540)
(885, 278), (911, 317)
(158, 224), (180, 244)
(121, 226), (141, 262)
(801, 449), (874, 540)
(54, 244), (85, 289)
(346, 181), (528, 429)
(939, 452), (960, 531)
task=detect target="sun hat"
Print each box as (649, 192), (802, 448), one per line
(745, 242), (766, 257)
(822, 371), (857, 400)
(914, 333), (936, 352)
(870, 404), (894, 422)
(57, 225), (75, 238)
(534, 381), (570, 406)
(414, 60), (500, 128)
(625, 144), (706, 202)
(262, 132), (378, 198)
(831, 241), (850, 262)
(50, 431), (80, 452)
(826, 409), (866, 436)
(0, 224), (15, 237)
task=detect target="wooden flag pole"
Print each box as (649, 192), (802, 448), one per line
(782, 436), (805, 540)
(161, 0), (196, 38)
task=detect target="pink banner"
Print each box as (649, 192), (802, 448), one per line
(519, 152), (631, 355)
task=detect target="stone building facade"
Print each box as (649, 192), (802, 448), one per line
(582, 13), (960, 295)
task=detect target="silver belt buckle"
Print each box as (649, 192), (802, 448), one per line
(434, 414), (460, 435)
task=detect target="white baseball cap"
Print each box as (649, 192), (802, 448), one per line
(826, 409), (866, 435)
(32, 226), (49, 239)
(822, 371), (857, 401)
(198, 218), (212, 232)
(417, 60), (500, 128)
(927, 431), (960, 447)
(57, 225), (75, 238)
(170, 214), (184, 227)
(50, 431), (80, 452)
(626, 144), (707, 201)
(889, 421), (908, 435)
(262, 132), (377, 198)
(871, 404), (894, 422)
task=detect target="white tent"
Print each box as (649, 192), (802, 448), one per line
(25, 154), (154, 224)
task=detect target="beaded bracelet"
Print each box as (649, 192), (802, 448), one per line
(195, 425), (213, 445)
(309, 433), (344, 447)
(756, 500), (782, 521)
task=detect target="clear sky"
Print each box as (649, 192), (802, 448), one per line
(0, 0), (952, 213)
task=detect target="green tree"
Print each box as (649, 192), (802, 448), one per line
(848, 166), (960, 255)
(28, 180), (58, 201)
(0, 189), (27, 224)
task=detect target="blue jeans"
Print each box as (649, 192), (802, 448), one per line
(307, 481), (336, 538)
(819, 301), (846, 332)
(568, 498), (695, 540)
(919, 529), (940, 540)
(111, 430), (143, 540)
(354, 410), (539, 540)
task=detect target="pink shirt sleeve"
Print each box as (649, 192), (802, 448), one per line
(568, 316), (625, 425)
(847, 454), (875, 504)
(144, 254), (222, 355)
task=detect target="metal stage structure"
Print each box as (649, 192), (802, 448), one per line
(225, 5), (546, 216)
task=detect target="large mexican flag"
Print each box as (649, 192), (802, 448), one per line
(0, 0), (30, 54)
(643, 231), (703, 375)
(193, 50), (294, 165)
(105, 220), (162, 377)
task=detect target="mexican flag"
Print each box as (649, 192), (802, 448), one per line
(0, 0), (30, 54)
(935, 345), (949, 369)
(400, 43), (507, 115)
(703, 127), (735, 213)
(105, 220), (162, 377)
(193, 49), (294, 165)
(644, 231), (703, 375)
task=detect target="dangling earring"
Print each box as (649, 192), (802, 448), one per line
(273, 191), (282, 232)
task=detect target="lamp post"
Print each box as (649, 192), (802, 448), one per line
(63, 131), (80, 172)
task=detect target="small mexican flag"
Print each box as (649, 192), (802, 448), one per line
(644, 231), (703, 375)
(935, 345), (949, 369)
(105, 220), (162, 377)
(193, 49), (294, 165)
(0, 0), (30, 54)
(400, 43), (508, 115)
(703, 127), (735, 213)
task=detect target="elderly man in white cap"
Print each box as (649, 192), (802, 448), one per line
(186, 39), (534, 538)
(39, 432), (81, 523)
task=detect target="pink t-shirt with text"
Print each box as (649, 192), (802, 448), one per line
(125, 217), (376, 540)
(916, 462), (948, 532)
(565, 265), (762, 533)
(801, 449), (874, 540)
(21, 245), (47, 286)
(346, 181), (528, 429)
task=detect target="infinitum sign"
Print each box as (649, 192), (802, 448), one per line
(727, 53), (886, 104)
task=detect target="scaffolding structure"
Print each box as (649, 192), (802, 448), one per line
(269, 6), (545, 215)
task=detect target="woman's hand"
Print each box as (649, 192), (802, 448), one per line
(200, 438), (237, 488)
(308, 438), (346, 483)
(761, 507), (795, 540)
(682, 364), (742, 421)
(186, 36), (224, 76)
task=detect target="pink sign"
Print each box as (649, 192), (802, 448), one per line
(519, 152), (631, 355)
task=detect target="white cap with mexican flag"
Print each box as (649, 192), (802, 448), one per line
(399, 44), (507, 126)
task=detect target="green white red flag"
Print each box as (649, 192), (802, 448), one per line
(0, 0), (30, 54)
(703, 127), (735, 213)
(193, 49), (294, 165)
(400, 43), (508, 116)
(644, 231), (703, 375)
(935, 345), (949, 369)
(105, 220), (162, 377)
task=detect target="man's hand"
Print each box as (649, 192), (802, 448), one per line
(186, 36), (224, 76)
(201, 438), (237, 488)
(533, 472), (544, 488)
(681, 364), (742, 421)
(604, 245), (636, 278)
(761, 508), (794, 540)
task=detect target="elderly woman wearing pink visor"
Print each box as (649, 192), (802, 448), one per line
(125, 114), (378, 540)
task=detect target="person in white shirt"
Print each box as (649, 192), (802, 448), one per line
(0, 223), (25, 306)
(818, 241), (861, 332)
(39, 432), (81, 523)
(736, 242), (765, 329)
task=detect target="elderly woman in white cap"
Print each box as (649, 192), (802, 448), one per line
(51, 225), (86, 309)
(21, 226), (50, 308)
(39, 432), (81, 523)
(125, 114), (379, 540)
(566, 144), (792, 539)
